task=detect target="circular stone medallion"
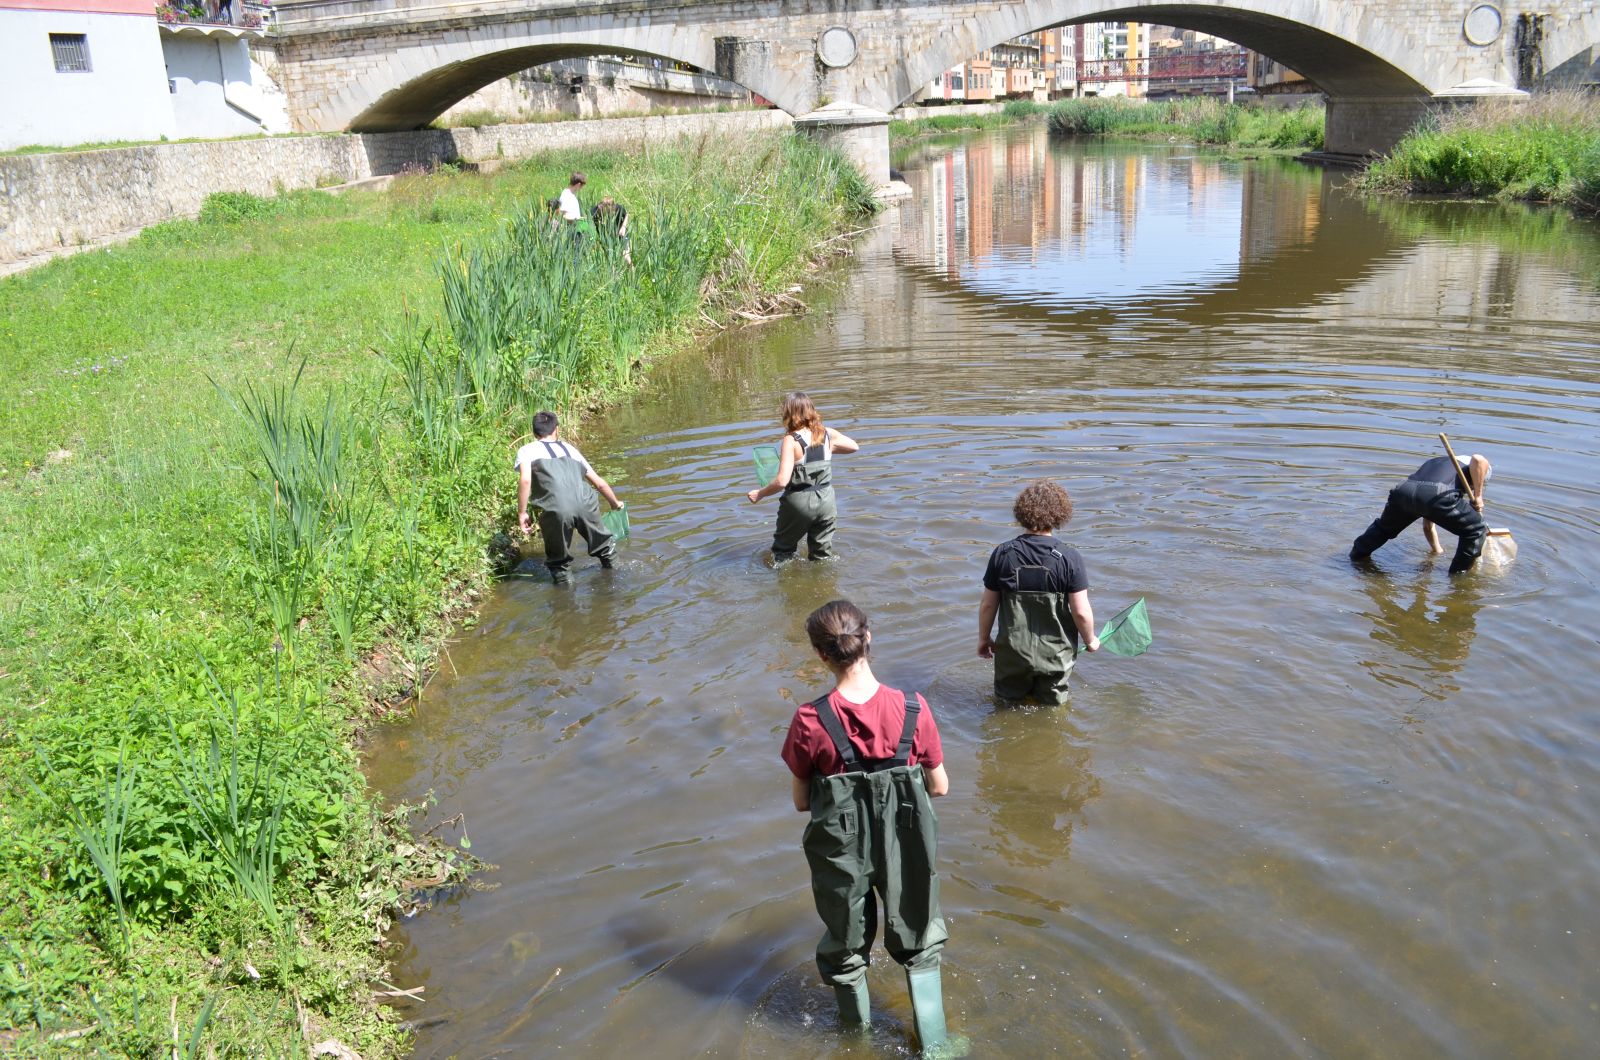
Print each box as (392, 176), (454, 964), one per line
(817, 26), (858, 68)
(1463, 3), (1503, 46)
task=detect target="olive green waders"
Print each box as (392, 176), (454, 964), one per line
(803, 693), (948, 1051)
(527, 440), (614, 583)
(994, 583), (1077, 705)
(773, 431), (835, 560)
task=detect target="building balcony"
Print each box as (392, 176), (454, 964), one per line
(155, 0), (272, 31)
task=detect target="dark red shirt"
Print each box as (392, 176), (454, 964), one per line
(781, 685), (944, 779)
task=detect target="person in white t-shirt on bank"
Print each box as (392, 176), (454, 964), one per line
(557, 172), (586, 225)
(515, 410), (623, 585)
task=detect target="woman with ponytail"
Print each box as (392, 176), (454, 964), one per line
(780, 600), (950, 1051)
(745, 391), (859, 560)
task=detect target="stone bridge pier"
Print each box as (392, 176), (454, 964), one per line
(270, 0), (1600, 185)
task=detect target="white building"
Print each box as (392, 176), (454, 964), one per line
(1, 0), (176, 149)
(0, 0), (286, 152)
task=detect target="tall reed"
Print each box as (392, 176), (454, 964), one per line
(29, 746), (138, 956)
(168, 669), (290, 928)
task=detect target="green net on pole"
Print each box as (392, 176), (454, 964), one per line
(753, 444), (780, 487)
(602, 505), (630, 542)
(1078, 597), (1152, 657)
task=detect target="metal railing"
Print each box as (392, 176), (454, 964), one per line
(1077, 48), (1248, 85)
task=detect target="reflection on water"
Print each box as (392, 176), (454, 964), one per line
(367, 128), (1600, 1058)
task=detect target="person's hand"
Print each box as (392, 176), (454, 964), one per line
(518, 511), (533, 536)
(1430, 541), (1446, 555)
(978, 637), (993, 659)
(611, 498), (625, 512)
(1471, 495), (1484, 513)
(1085, 636), (1101, 653)
(746, 489), (761, 504)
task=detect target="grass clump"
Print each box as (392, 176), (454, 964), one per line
(1358, 91), (1600, 210)
(0, 130), (873, 1055)
(1046, 96), (1325, 150)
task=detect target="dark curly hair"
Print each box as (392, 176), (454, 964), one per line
(806, 599), (871, 668)
(1013, 480), (1074, 533)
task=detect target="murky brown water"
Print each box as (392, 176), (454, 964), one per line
(366, 127), (1600, 1057)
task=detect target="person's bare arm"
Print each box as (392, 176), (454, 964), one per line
(517, 463), (534, 536)
(1466, 455), (1491, 512)
(747, 436), (798, 503)
(978, 588), (1000, 658)
(924, 763), (950, 798)
(1069, 589), (1100, 652)
(827, 427), (860, 455)
(791, 774), (810, 812)
(584, 467), (622, 509)
(1422, 520), (1443, 554)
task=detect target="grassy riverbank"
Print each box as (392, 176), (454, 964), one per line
(888, 99), (1045, 139)
(1046, 96), (1325, 150)
(1358, 92), (1600, 213)
(0, 131), (874, 1056)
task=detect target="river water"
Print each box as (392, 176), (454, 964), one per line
(366, 127), (1600, 1057)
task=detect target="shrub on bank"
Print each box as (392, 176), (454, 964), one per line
(0, 131), (873, 1056)
(1045, 96), (1325, 150)
(1359, 91), (1600, 209)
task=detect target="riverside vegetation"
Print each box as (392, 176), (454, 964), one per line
(0, 131), (875, 1056)
(1358, 91), (1600, 214)
(890, 96), (1324, 151)
(1045, 96), (1326, 150)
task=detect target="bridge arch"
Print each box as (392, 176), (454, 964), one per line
(896, 1), (1436, 112)
(346, 42), (730, 132)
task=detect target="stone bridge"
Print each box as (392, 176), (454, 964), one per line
(270, 0), (1600, 180)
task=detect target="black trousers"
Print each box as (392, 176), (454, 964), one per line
(1351, 480), (1487, 574)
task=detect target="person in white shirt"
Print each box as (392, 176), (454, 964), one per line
(557, 172), (586, 223)
(515, 410), (623, 584)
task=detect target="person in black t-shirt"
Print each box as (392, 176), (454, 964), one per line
(1351, 453), (1491, 575)
(978, 480), (1098, 704)
(590, 196), (631, 264)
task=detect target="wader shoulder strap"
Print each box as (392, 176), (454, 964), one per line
(811, 694), (862, 771)
(894, 693), (921, 765)
(810, 691), (922, 773)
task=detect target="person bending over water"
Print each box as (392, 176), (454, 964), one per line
(1351, 453), (1491, 575)
(978, 480), (1098, 704)
(745, 392), (858, 561)
(781, 600), (949, 1052)
(515, 410), (624, 585)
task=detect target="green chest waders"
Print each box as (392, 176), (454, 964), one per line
(527, 440), (614, 581)
(994, 565), (1077, 704)
(773, 432), (836, 559)
(802, 693), (947, 1050)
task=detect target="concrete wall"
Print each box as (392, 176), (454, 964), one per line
(0, 10), (174, 150)
(0, 108), (792, 266)
(163, 34), (273, 139)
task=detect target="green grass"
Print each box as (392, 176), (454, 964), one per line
(0, 131), (874, 1056)
(1358, 91), (1600, 211)
(1046, 96), (1325, 150)
(890, 98), (1045, 139)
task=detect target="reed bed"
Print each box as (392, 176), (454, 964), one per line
(1046, 96), (1325, 150)
(0, 130), (873, 1056)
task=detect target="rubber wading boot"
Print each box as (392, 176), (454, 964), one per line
(833, 979), (870, 1029)
(906, 965), (947, 1053)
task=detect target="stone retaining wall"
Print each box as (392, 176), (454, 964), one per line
(0, 109), (791, 267)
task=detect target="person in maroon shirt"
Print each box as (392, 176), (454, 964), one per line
(781, 600), (950, 1050)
